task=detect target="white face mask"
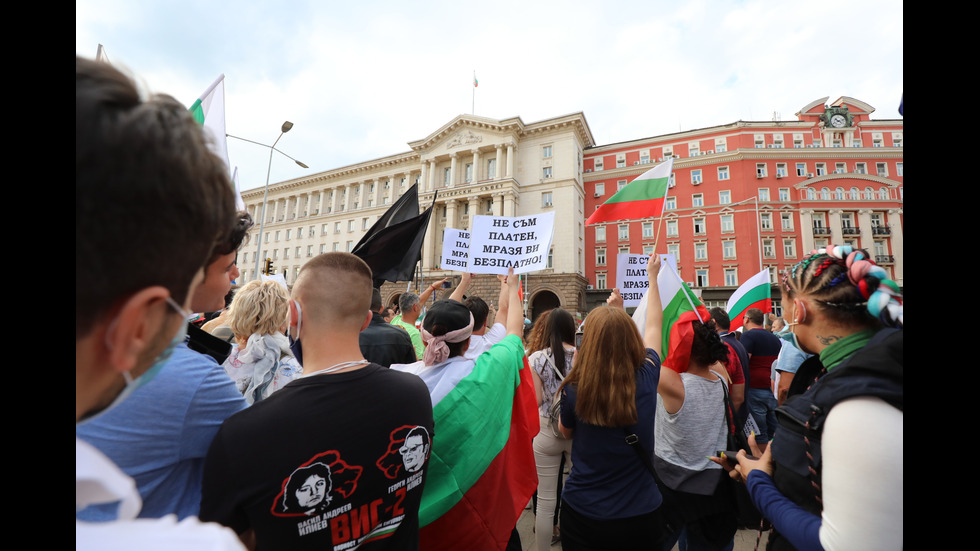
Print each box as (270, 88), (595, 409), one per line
(78, 297), (189, 425)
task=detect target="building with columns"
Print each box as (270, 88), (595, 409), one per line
(582, 96), (903, 315)
(239, 112), (595, 319)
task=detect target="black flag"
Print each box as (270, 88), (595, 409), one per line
(352, 184), (435, 288)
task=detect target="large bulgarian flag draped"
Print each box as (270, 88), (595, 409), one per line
(632, 259), (707, 365)
(586, 157), (674, 226)
(189, 74), (231, 176)
(417, 335), (538, 550)
(726, 268), (772, 331)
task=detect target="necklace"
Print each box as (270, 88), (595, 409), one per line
(303, 360), (369, 378)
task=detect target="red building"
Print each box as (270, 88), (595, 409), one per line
(582, 96), (903, 314)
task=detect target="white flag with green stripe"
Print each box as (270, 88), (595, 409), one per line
(631, 259), (705, 354)
(189, 74), (230, 175)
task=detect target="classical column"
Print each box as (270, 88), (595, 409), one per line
(503, 192), (516, 217)
(471, 148), (481, 183)
(468, 196), (480, 229)
(506, 143), (515, 178)
(420, 163), (428, 193)
(887, 208), (903, 285)
(799, 209), (815, 253)
(495, 193), (505, 216)
(318, 188), (328, 215)
(449, 153), (458, 187)
(422, 200), (439, 269)
(857, 209), (874, 250)
(428, 160), (437, 191)
(827, 209), (843, 245)
(446, 199), (458, 230)
(494, 145), (503, 180)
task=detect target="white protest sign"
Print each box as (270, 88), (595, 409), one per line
(614, 253), (678, 307)
(441, 228), (470, 270)
(616, 253), (651, 307)
(466, 212), (555, 275)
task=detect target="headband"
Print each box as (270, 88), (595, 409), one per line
(421, 313), (475, 366)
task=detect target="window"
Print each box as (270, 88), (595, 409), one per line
(806, 188), (816, 200)
(618, 224), (629, 241)
(242, 252), (248, 264)
(642, 222), (653, 238)
(695, 242), (707, 260)
(361, 217), (369, 230)
(487, 158), (496, 179)
(816, 163), (826, 176)
(892, 133), (902, 147)
(763, 239), (775, 258)
(721, 214), (734, 233)
(594, 158), (604, 170)
(595, 182), (605, 196)
(332, 242), (340, 252)
(546, 247), (554, 269)
(756, 163), (767, 178)
(272, 249), (278, 260)
(640, 150), (650, 164)
(542, 192), (553, 207)
(619, 246), (631, 256)
(309, 226), (315, 237)
(835, 187), (845, 200)
(696, 270), (709, 287)
(596, 273), (607, 289)
(796, 163), (807, 176)
(617, 179), (628, 192)
(821, 188), (831, 200)
(773, 135), (784, 148)
(692, 194), (704, 207)
(691, 170), (702, 185)
(334, 222), (341, 234)
(643, 245), (654, 255)
(876, 163), (888, 177)
(754, 134), (765, 148)
(295, 246), (301, 257)
(758, 188), (770, 202)
(667, 220), (678, 237)
(855, 162), (867, 175)
(718, 166), (730, 180)
(616, 155), (626, 168)
(443, 167), (451, 186)
(783, 238), (797, 258)
(275, 230), (281, 242)
(878, 188), (889, 200)
(781, 213), (794, 231)
(285, 229), (292, 240)
(835, 163), (846, 174)
(688, 142), (700, 156)
(872, 134), (883, 147)
(725, 268), (738, 286)
(793, 134), (804, 148)
(595, 226), (606, 243)
(596, 248), (607, 266)
(543, 145), (553, 158)
(319, 244), (326, 254)
(715, 138), (727, 153)
(719, 190), (731, 204)
(896, 162), (903, 176)
(723, 240), (736, 259)
(760, 213), (773, 231)
(322, 224), (329, 236)
(665, 197), (676, 210)
(776, 163), (787, 177)
(663, 146), (673, 158)
(668, 243), (679, 260)
(693, 217), (706, 234)
(778, 188), (790, 201)
(265, 232), (270, 243)
(465, 163), (473, 183)
(850, 187), (860, 200)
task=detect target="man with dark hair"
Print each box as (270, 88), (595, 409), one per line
(77, 211), (253, 522)
(75, 56), (241, 548)
(739, 307), (783, 447)
(201, 253), (434, 550)
(709, 307), (750, 415)
(359, 287), (417, 367)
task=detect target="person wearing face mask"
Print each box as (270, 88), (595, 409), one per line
(76, 57), (243, 549)
(718, 246), (903, 551)
(769, 318), (812, 407)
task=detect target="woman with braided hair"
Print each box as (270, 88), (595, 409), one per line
(719, 246), (903, 551)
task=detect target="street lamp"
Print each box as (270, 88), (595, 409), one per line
(227, 122), (307, 281)
(731, 196), (763, 273)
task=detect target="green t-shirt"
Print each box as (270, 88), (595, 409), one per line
(392, 318), (424, 360)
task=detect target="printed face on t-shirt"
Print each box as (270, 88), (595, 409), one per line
(296, 474), (327, 508)
(400, 435), (428, 473)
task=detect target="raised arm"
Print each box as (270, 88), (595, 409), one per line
(449, 272), (472, 303)
(643, 254), (663, 358)
(419, 278), (448, 305)
(504, 269), (523, 337)
(495, 274), (511, 326)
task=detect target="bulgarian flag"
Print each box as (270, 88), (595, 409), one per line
(586, 157), (674, 226)
(632, 258), (707, 363)
(416, 335), (538, 550)
(727, 268), (772, 331)
(189, 74), (231, 176)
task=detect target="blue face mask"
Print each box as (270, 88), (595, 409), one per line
(289, 301), (304, 367)
(79, 297), (189, 425)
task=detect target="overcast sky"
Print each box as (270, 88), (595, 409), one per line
(77, 0), (903, 192)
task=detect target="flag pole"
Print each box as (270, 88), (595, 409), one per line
(472, 70), (476, 115)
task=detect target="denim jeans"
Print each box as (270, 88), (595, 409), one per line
(747, 388), (778, 443)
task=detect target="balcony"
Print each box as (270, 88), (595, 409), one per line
(875, 255), (895, 264)
(872, 226), (891, 236)
(812, 226), (831, 236)
(841, 226), (860, 235)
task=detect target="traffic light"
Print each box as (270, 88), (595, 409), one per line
(265, 258), (274, 275)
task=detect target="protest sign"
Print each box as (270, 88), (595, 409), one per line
(615, 253), (678, 307)
(466, 212), (555, 275)
(440, 228), (471, 270)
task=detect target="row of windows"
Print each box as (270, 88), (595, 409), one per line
(252, 178), (414, 222)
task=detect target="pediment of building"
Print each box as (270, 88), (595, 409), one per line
(409, 115), (523, 155)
